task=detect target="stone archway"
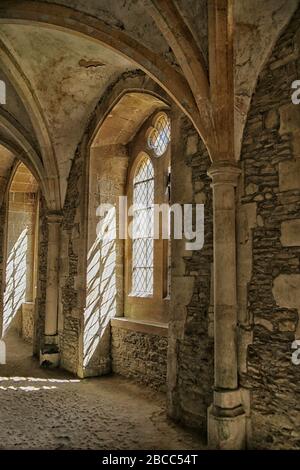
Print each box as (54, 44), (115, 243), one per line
(80, 88), (170, 378)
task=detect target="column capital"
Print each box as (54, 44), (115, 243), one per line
(207, 161), (241, 187)
(46, 211), (63, 225)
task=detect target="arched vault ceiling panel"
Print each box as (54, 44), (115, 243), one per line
(93, 92), (168, 147)
(0, 24), (136, 202)
(0, 69), (37, 144)
(174, 0), (208, 64)
(0, 124), (18, 149)
(38, 0), (177, 66)
(234, 0), (299, 159)
(0, 143), (15, 185)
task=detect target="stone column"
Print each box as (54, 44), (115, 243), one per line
(40, 212), (62, 367)
(207, 161), (247, 449)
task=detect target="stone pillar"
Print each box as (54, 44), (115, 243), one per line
(40, 212), (62, 367)
(207, 161), (247, 449)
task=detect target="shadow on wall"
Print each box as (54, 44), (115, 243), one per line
(83, 207), (116, 370)
(3, 227), (28, 336)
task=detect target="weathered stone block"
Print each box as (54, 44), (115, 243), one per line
(245, 182), (258, 195)
(279, 104), (300, 135)
(279, 159), (300, 191)
(194, 191), (206, 204)
(238, 327), (253, 374)
(194, 181), (204, 192)
(292, 130), (300, 158)
(273, 274), (300, 338)
(280, 219), (300, 246)
(264, 109), (279, 129)
(21, 302), (35, 342)
(186, 134), (198, 155)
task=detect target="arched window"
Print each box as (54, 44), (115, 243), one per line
(131, 155), (154, 297)
(125, 111), (171, 323)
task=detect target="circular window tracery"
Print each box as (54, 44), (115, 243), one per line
(147, 112), (171, 157)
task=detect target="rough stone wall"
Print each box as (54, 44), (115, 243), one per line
(60, 146), (85, 375)
(21, 303), (34, 343)
(111, 326), (168, 391)
(33, 196), (48, 356)
(234, 0), (298, 160)
(240, 6), (300, 449)
(168, 115), (213, 435)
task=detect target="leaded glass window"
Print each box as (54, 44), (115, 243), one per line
(132, 155), (154, 296)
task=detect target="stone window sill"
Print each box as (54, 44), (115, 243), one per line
(111, 317), (168, 337)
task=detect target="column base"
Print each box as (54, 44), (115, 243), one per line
(40, 335), (60, 368)
(208, 389), (247, 449)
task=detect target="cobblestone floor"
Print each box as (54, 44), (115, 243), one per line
(0, 331), (205, 450)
